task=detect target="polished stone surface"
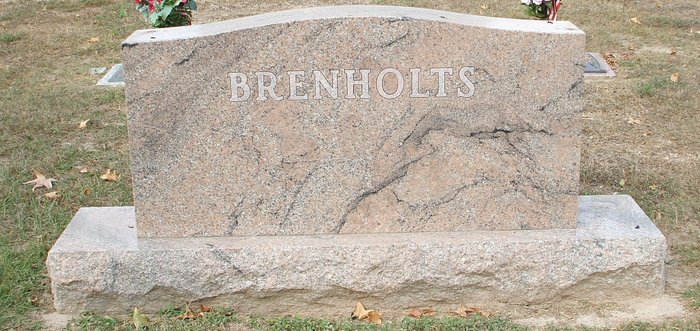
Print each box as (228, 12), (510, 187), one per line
(123, 6), (586, 237)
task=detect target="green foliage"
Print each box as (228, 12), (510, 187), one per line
(247, 315), (527, 331)
(636, 77), (671, 97)
(675, 244), (700, 266)
(396, 315), (527, 331)
(72, 308), (238, 330)
(683, 284), (700, 309)
(135, 0), (196, 28)
(75, 312), (121, 331)
(0, 32), (23, 43)
(522, 1), (551, 19)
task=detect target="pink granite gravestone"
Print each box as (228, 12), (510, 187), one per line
(47, 6), (665, 316)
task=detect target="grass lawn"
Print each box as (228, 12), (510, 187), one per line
(1, 0), (698, 329)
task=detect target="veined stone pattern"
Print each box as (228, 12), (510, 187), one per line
(123, 6), (586, 238)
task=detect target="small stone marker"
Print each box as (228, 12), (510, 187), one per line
(96, 64), (125, 87)
(48, 6), (666, 316)
(583, 52), (616, 79)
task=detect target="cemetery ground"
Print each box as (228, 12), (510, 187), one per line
(0, 0), (698, 329)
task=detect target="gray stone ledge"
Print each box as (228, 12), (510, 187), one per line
(47, 195), (665, 316)
(123, 5), (583, 46)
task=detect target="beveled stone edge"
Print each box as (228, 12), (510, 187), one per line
(48, 195), (663, 248)
(122, 5), (584, 46)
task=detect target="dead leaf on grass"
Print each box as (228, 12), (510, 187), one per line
(132, 307), (151, 329)
(79, 119), (90, 129)
(44, 191), (61, 199)
(367, 310), (382, 325)
(671, 72), (680, 82)
(89, 37), (99, 43)
(24, 171), (57, 191)
(453, 304), (491, 318)
(629, 17), (641, 24)
(100, 169), (119, 182)
(79, 167), (89, 173)
(199, 304), (212, 313)
(83, 187), (92, 196)
(409, 307), (436, 318)
(602, 52), (619, 68)
(351, 302), (381, 324)
(351, 301), (369, 320)
(175, 305), (197, 320)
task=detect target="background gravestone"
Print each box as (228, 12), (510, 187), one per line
(123, 6), (584, 237)
(47, 6), (666, 316)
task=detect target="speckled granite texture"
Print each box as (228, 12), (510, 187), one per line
(47, 195), (666, 315)
(123, 6), (586, 238)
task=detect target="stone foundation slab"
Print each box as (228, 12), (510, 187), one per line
(47, 195), (666, 315)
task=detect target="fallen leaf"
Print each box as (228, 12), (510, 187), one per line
(626, 117), (641, 125)
(83, 187), (92, 196)
(671, 72), (680, 82)
(409, 308), (422, 318)
(351, 302), (369, 320)
(100, 169), (119, 182)
(602, 52), (619, 68)
(175, 305), (197, 320)
(79, 119), (90, 129)
(24, 171), (57, 191)
(453, 304), (477, 317)
(89, 37), (99, 43)
(44, 191), (61, 199)
(133, 307), (151, 329)
(453, 304), (490, 318)
(629, 17), (641, 24)
(619, 178), (626, 188)
(199, 304), (212, 313)
(670, 48), (677, 55)
(409, 307), (436, 318)
(79, 167), (89, 173)
(367, 310), (382, 325)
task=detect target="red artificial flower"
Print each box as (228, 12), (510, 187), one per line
(148, 3), (155, 12)
(181, 0), (188, 4)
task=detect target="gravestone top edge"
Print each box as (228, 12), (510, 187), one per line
(122, 5), (584, 46)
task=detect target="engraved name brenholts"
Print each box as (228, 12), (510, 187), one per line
(228, 67), (476, 101)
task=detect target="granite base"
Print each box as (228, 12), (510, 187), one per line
(47, 195), (666, 316)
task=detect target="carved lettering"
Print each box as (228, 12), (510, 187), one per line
(228, 66), (477, 102)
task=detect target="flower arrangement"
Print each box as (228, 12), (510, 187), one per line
(521, 0), (562, 22)
(135, 0), (197, 28)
